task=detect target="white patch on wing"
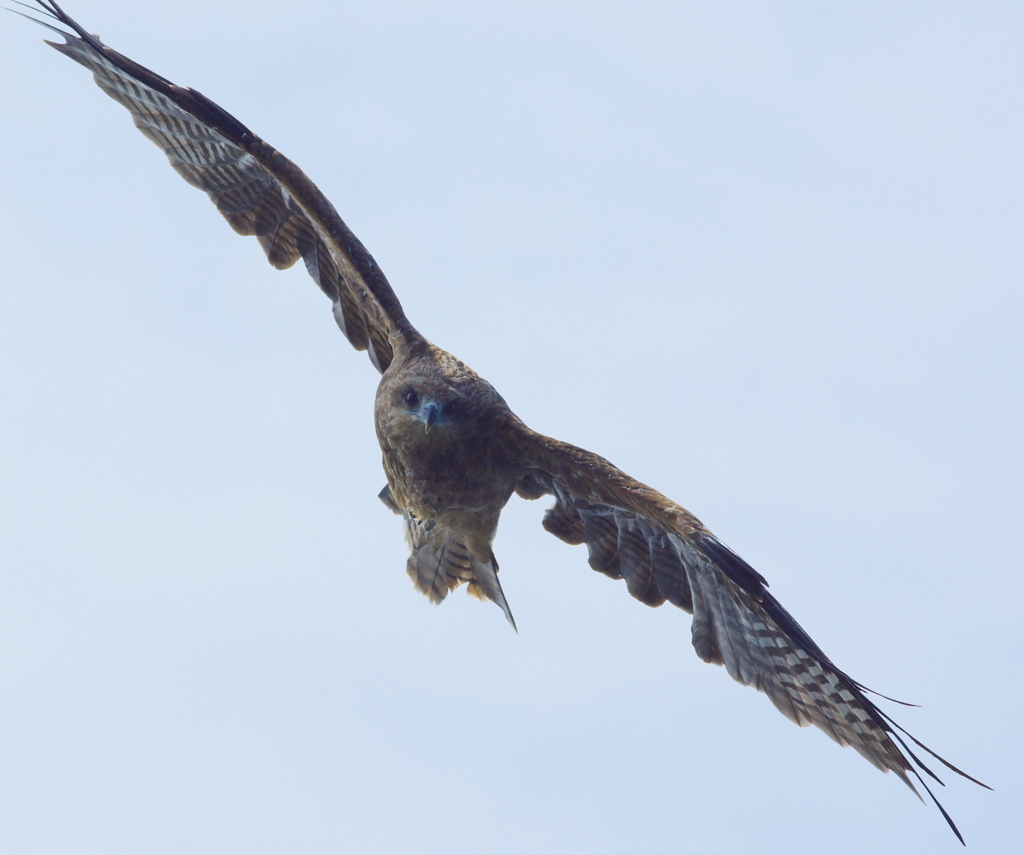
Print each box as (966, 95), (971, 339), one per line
(332, 300), (348, 337)
(367, 338), (382, 373)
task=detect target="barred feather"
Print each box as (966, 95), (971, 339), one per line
(403, 512), (516, 631)
(512, 428), (985, 840)
(35, 1), (411, 372)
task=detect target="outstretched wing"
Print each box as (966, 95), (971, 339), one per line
(23, 1), (420, 373)
(511, 425), (986, 843)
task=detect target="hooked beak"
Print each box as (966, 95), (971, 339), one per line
(421, 401), (440, 433)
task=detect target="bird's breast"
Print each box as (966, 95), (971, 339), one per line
(391, 433), (517, 515)
(377, 414), (521, 523)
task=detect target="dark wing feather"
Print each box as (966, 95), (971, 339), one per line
(511, 425), (986, 843)
(27, 1), (420, 373)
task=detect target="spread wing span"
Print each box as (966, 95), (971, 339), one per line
(19, 1), (987, 843)
(23, 0), (420, 374)
(511, 424), (989, 844)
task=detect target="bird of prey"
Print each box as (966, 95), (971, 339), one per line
(16, 1), (986, 843)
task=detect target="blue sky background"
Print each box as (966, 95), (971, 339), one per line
(1, 1), (1020, 852)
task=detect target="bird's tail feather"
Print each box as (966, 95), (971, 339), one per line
(403, 512), (516, 631)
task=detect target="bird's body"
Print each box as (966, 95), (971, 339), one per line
(375, 343), (525, 621)
(377, 345), (516, 531)
(17, 1), (986, 843)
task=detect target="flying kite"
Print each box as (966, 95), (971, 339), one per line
(16, 1), (987, 842)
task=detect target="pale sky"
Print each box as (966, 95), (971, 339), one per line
(1, 2), (1019, 852)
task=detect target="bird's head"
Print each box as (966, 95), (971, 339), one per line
(376, 348), (507, 445)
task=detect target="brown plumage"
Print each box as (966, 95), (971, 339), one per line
(19, 1), (987, 843)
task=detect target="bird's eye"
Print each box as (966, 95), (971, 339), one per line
(403, 388), (420, 408)
(443, 399), (460, 418)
